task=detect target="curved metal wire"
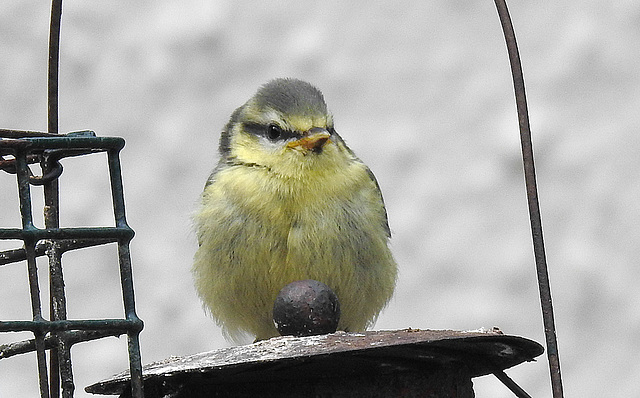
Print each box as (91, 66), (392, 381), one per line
(493, 1), (564, 397)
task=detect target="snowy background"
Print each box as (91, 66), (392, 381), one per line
(1, 0), (639, 396)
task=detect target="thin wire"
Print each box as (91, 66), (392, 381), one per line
(493, 370), (533, 398)
(47, 1), (74, 397)
(493, 1), (564, 397)
(15, 151), (50, 398)
(48, 0), (62, 135)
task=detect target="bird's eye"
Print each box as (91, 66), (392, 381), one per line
(267, 124), (283, 140)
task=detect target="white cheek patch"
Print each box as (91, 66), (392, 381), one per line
(259, 135), (289, 153)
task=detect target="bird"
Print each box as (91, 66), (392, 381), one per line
(192, 78), (397, 341)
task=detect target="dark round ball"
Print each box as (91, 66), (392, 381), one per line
(273, 279), (341, 337)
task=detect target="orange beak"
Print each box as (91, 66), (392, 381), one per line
(286, 127), (331, 152)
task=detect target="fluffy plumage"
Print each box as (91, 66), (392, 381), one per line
(193, 78), (397, 341)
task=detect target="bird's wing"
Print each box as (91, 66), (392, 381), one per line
(364, 165), (392, 238)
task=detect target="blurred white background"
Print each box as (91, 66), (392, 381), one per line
(1, 0), (639, 396)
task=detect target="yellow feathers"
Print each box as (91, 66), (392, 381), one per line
(193, 78), (397, 341)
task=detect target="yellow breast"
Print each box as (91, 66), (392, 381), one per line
(193, 147), (396, 340)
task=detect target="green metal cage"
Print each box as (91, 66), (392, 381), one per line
(0, 130), (143, 398)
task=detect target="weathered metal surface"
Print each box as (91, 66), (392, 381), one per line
(86, 328), (543, 396)
(138, 365), (475, 398)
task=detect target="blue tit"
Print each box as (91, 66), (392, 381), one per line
(193, 78), (397, 341)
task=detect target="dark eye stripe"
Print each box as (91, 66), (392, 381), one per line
(243, 122), (300, 141)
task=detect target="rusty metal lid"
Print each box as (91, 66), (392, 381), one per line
(86, 328), (543, 395)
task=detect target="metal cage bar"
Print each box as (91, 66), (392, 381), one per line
(0, 132), (144, 397)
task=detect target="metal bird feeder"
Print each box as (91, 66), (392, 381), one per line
(0, 131), (144, 398)
(1, 0), (562, 397)
(86, 329), (543, 398)
(0, 1), (144, 397)
(87, 0), (554, 394)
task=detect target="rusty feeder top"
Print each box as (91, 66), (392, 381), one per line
(86, 328), (543, 397)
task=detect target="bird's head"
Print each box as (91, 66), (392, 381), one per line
(219, 78), (354, 179)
